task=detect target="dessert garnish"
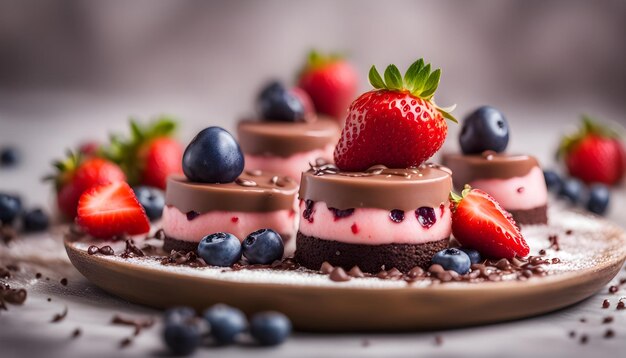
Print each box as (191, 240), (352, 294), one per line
(334, 58), (456, 171)
(132, 186), (165, 221)
(558, 115), (625, 185)
(450, 185), (529, 259)
(431, 248), (471, 274)
(76, 181), (150, 239)
(242, 229), (284, 265)
(257, 81), (312, 122)
(105, 117), (183, 190)
(298, 50), (358, 120)
(182, 127), (244, 183)
(197, 232), (242, 267)
(459, 106), (510, 154)
(203, 304), (247, 344)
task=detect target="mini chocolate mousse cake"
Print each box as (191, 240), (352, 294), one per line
(162, 171), (298, 252)
(237, 118), (340, 182)
(295, 163), (453, 273)
(442, 152), (548, 225)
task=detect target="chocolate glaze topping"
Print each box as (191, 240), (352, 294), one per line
(442, 152), (540, 189)
(165, 172), (298, 213)
(299, 163), (452, 211)
(237, 117), (340, 157)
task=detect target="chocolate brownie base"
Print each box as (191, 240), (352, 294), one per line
(507, 204), (548, 226)
(295, 232), (449, 273)
(164, 232), (294, 253)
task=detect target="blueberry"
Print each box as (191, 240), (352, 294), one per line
(164, 306), (196, 324)
(558, 178), (584, 204)
(242, 229), (284, 265)
(586, 184), (610, 215)
(163, 321), (202, 356)
(459, 248), (482, 265)
(431, 248), (471, 274)
(197, 232), (242, 267)
(133, 186), (164, 221)
(182, 127), (244, 184)
(22, 208), (49, 232)
(203, 304), (247, 344)
(0, 193), (22, 225)
(0, 147), (20, 167)
(250, 311), (292, 346)
(543, 170), (561, 192)
(257, 81), (305, 122)
(459, 106), (510, 154)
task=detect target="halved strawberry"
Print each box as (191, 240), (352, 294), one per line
(450, 186), (529, 259)
(76, 181), (150, 239)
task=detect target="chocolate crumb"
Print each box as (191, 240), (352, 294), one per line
(347, 266), (365, 278)
(579, 318), (587, 323)
(35, 273), (42, 279)
(548, 235), (560, 251)
(120, 337), (133, 348)
(434, 335), (443, 346)
(329, 267), (351, 282)
(609, 285), (618, 294)
(47, 298), (51, 302)
(60, 278), (68, 286)
(604, 329), (615, 339)
(111, 315), (155, 336)
(120, 240), (144, 259)
(579, 334), (588, 344)
(551, 258), (561, 264)
(538, 249), (546, 255)
(602, 316), (614, 324)
(2, 288), (27, 305)
(602, 299), (611, 309)
(407, 266), (424, 278)
(51, 306), (68, 323)
(617, 300), (625, 310)
(87, 245), (98, 255)
(568, 331), (576, 338)
(320, 262), (334, 274)
(565, 229), (573, 235)
(71, 328), (81, 339)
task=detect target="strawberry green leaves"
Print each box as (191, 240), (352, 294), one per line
(368, 58), (457, 123)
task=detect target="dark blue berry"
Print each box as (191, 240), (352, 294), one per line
(389, 209), (405, 223)
(257, 81), (305, 122)
(303, 200), (315, 223)
(416, 207), (436, 228)
(459, 106), (509, 154)
(0, 193), (22, 224)
(543, 170), (561, 192)
(586, 184), (610, 215)
(558, 178), (583, 204)
(182, 127), (244, 184)
(197, 232), (242, 267)
(164, 306), (196, 324)
(432, 248), (471, 274)
(163, 321), (202, 356)
(329, 207), (354, 220)
(22, 208), (49, 232)
(0, 147), (20, 167)
(459, 248), (482, 264)
(133, 186), (164, 221)
(250, 311), (292, 346)
(203, 304), (247, 344)
(242, 229), (284, 265)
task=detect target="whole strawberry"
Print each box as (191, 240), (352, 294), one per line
(298, 50), (358, 120)
(48, 153), (126, 219)
(450, 186), (529, 259)
(334, 58), (456, 171)
(107, 117), (183, 190)
(558, 116), (625, 185)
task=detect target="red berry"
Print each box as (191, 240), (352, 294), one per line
(450, 188), (529, 259)
(298, 51), (358, 120)
(76, 181), (150, 239)
(140, 137), (183, 190)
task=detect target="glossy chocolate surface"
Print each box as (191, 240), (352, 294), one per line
(299, 163), (452, 211)
(165, 171), (298, 213)
(237, 116), (340, 157)
(442, 152), (540, 189)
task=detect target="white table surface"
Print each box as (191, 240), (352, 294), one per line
(1, 91), (625, 357)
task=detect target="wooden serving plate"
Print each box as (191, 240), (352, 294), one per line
(65, 209), (626, 332)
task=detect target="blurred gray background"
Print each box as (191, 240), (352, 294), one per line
(0, 0), (625, 207)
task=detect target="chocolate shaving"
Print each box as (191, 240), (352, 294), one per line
(119, 337), (133, 348)
(1, 287), (27, 305)
(617, 300), (625, 310)
(88, 245), (115, 256)
(51, 306), (68, 323)
(609, 285), (618, 294)
(602, 316), (613, 324)
(60, 278), (68, 286)
(329, 267), (350, 282)
(120, 240), (144, 259)
(111, 314), (155, 336)
(0, 267), (10, 279)
(347, 266), (365, 278)
(71, 328), (82, 339)
(160, 250), (206, 268)
(602, 299), (610, 309)
(604, 329), (615, 339)
(548, 235), (560, 251)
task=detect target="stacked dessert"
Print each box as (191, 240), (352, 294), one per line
(295, 59), (459, 273)
(443, 106), (548, 225)
(237, 82), (340, 181)
(162, 127), (298, 252)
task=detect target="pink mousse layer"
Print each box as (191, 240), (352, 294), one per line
(469, 166), (548, 211)
(244, 144), (335, 182)
(162, 206), (296, 243)
(298, 201), (451, 245)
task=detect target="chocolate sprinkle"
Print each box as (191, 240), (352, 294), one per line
(160, 250), (206, 268)
(617, 300), (625, 310)
(51, 306), (68, 323)
(602, 299), (610, 309)
(111, 315), (155, 336)
(88, 245), (115, 256)
(579, 335), (588, 344)
(604, 329), (615, 339)
(329, 267), (351, 282)
(120, 337), (133, 348)
(548, 235), (560, 251)
(602, 316), (613, 324)
(60, 278), (68, 286)
(120, 240), (145, 259)
(609, 285), (618, 294)
(71, 328), (82, 339)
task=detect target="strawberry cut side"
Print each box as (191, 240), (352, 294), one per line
(77, 181), (150, 239)
(450, 187), (529, 259)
